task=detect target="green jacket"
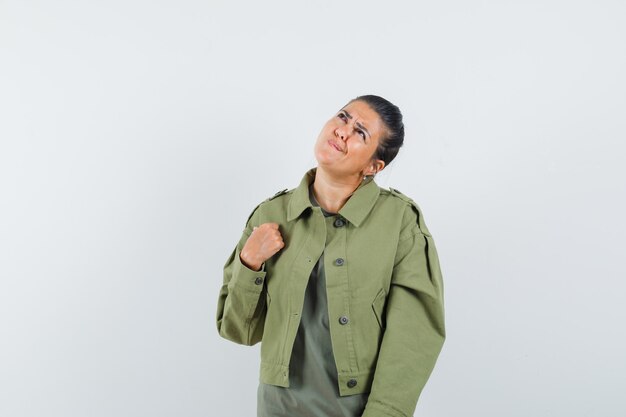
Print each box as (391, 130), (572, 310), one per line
(216, 167), (446, 417)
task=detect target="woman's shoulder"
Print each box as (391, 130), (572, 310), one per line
(378, 185), (419, 209)
(242, 187), (295, 226)
(379, 186), (412, 202)
(378, 186), (432, 237)
(260, 187), (295, 207)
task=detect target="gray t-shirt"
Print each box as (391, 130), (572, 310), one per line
(257, 184), (369, 417)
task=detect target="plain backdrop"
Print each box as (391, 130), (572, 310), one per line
(1, 1), (625, 416)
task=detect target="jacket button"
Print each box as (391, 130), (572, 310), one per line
(347, 379), (357, 388)
(334, 258), (344, 266)
(339, 316), (349, 325)
(254, 277), (264, 285)
(333, 217), (346, 228)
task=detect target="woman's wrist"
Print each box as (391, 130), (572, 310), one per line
(240, 253), (262, 271)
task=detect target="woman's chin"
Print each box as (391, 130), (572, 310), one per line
(315, 160), (350, 176)
(314, 149), (342, 166)
(315, 157), (339, 169)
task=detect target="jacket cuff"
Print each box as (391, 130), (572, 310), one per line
(227, 250), (266, 293)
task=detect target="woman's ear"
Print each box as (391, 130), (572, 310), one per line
(366, 159), (385, 176)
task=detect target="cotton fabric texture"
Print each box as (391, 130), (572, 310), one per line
(217, 167), (446, 417)
(257, 183), (369, 417)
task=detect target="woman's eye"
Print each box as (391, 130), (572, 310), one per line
(358, 130), (366, 140)
(337, 113), (347, 121)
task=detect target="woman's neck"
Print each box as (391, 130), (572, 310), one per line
(311, 167), (362, 214)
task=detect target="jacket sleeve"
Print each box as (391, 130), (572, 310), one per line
(216, 205), (268, 346)
(362, 203), (446, 417)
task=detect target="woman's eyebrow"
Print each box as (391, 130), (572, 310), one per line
(341, 109), (370, 138)
(356, 121), (370, 138)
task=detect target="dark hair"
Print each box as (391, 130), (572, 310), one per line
(350, 94), (405, 168)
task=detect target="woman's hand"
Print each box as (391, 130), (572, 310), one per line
(239, 223), (285, 271)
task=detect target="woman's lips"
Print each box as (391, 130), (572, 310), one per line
(328, 140), (344, 152)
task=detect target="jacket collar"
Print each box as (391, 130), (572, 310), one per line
(287, 167), (380, 227)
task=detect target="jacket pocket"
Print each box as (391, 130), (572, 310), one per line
(371, 288), (387, 329)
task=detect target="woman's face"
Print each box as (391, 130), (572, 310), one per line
(314, 100), (387, 178)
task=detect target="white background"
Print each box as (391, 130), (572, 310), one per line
(1, 1), (625, 416)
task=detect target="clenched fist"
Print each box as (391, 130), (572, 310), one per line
(240, 223), (285, 271)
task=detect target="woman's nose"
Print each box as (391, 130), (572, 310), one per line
(336, 126), (349, 141)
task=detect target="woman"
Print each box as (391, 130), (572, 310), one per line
(217, 95), (446, 417)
